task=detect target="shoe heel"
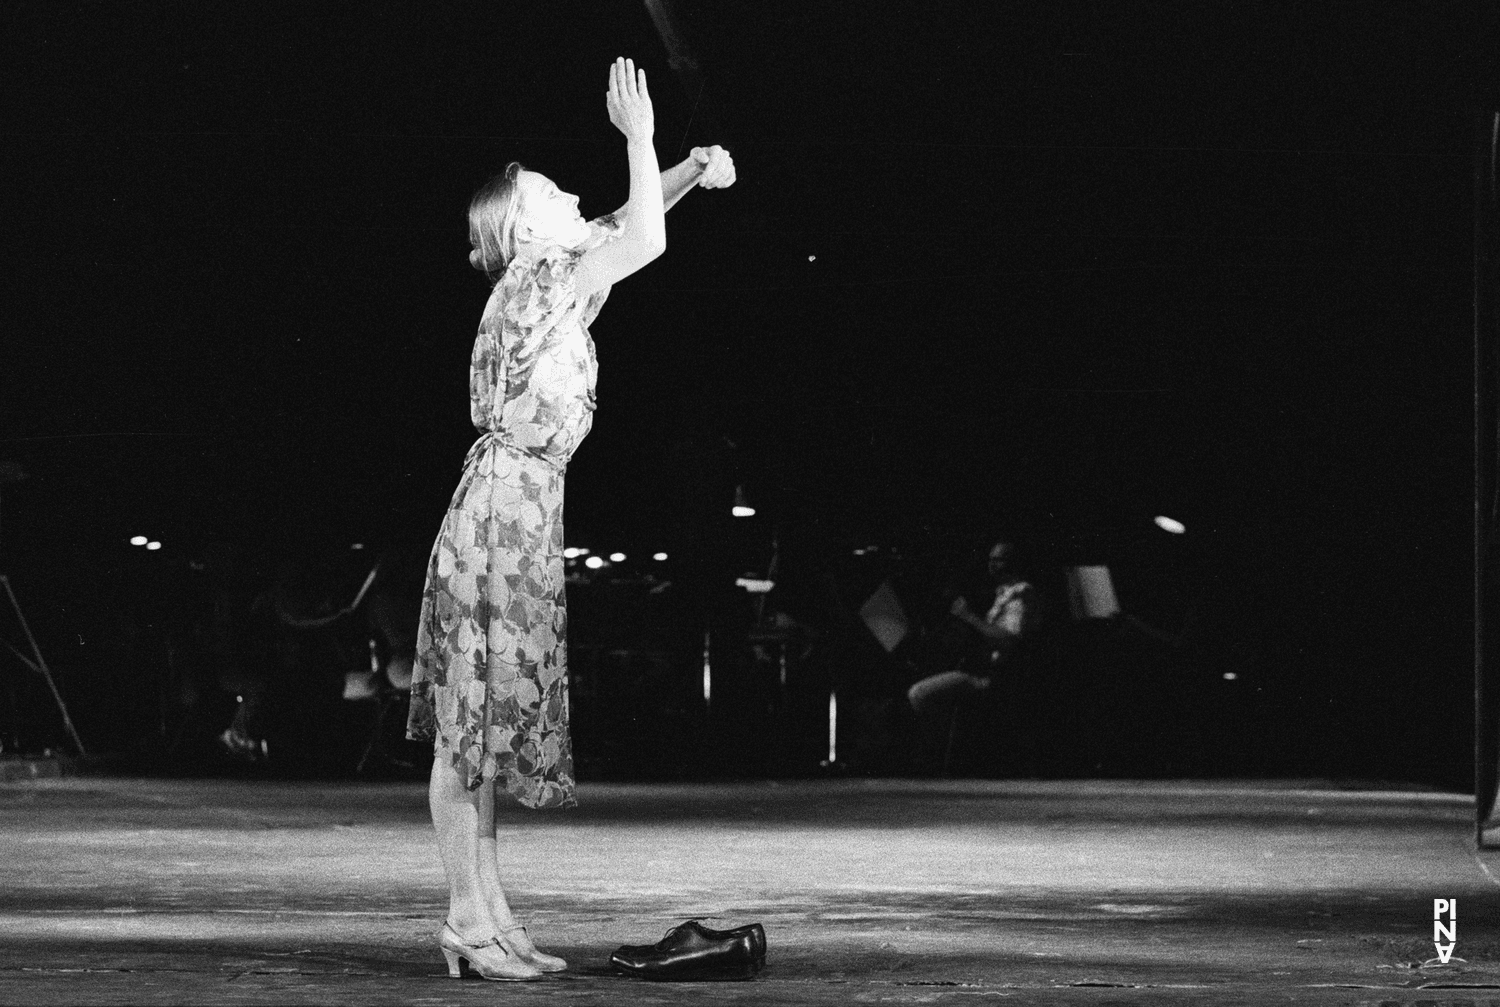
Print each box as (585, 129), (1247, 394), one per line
(441, 947), (466, 978)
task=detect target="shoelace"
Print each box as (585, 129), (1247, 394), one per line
(654, 918), (712, 948)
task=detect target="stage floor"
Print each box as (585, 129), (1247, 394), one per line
(0, 776), (1493, 1005)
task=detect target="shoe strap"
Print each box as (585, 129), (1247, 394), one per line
(445, 922), (503, 951)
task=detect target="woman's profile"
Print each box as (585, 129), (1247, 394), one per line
(405, 56), (736, 981)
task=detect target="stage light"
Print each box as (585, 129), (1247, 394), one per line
(732, 485), (755, 518)
(350, 543), (364, 550)
(808, 255), (816, 262)
(1223, 672), (1238, 681)
(653, 552), (668, 561)
(130, 536), (148, 546)
(735, 577), (775, 593)
(609, 552), (626, 563)
(146, 541), (162, 551)
(584, 556), (605, 570)
(1154, 515), (1187, 534)
(564, 547), (583, 559)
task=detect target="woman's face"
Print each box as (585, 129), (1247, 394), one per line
(515, 170), (589, 247)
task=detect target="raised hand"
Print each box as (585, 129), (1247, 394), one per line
(606, 57), (654, 144)
(690, 145), (736, 189)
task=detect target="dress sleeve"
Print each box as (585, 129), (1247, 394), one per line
(499, 213), (627, 335)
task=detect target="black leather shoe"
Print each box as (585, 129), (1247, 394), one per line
(610, 920), (766, 980)
(692, 920), (766, 962)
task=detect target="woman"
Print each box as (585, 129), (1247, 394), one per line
(405, 57), (736, 981)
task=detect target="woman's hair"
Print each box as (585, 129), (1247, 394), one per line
(467, 161), (526, 282)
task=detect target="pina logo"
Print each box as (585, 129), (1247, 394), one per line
(1433, 899), (1458, 964)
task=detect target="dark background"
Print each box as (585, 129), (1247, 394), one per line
(1, 2), (1492, 788)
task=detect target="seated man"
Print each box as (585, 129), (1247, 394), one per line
(907, 539), (1036, 716)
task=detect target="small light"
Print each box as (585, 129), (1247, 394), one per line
(732, 506), (756, 518)
(350, 543), (364, 550)
(564, 547), (583, 559)
(735, 577), (775, 594)
(808, 255), (816, 262)
(146, 541), (162, 551)
(1154, 515), (1187, 534)
(130, 536), (148, 546)
(732, 485), (755, 518)
(584, 556), (605, 570)
(653, 552), (668, 562)
(609, 552), (626, 563)
(852, 548), (866, 556)
(1223, 672), (1238, 681)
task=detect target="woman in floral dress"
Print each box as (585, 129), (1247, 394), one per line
(406, 57), (736, 981)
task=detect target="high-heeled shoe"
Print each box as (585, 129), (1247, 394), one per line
(438, 923), (543, 981)
(500, 923), (567, 973)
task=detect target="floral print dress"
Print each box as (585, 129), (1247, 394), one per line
(407, 214), (623, 809)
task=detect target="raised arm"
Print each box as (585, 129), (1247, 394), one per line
(574, 58), (666, 300)
(660, 156), (706, 212)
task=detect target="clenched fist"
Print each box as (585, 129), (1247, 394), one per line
(690, 145), (736, 189)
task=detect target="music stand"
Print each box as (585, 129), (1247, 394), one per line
(0, 461), (87, 756)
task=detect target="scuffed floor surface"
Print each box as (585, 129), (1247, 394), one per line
(0, 777), (1495, 1005)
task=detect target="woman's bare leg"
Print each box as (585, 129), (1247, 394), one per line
(476, 831), (520, 931)
(477, 790), (566, 969)
(428, 752), (501, 941)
